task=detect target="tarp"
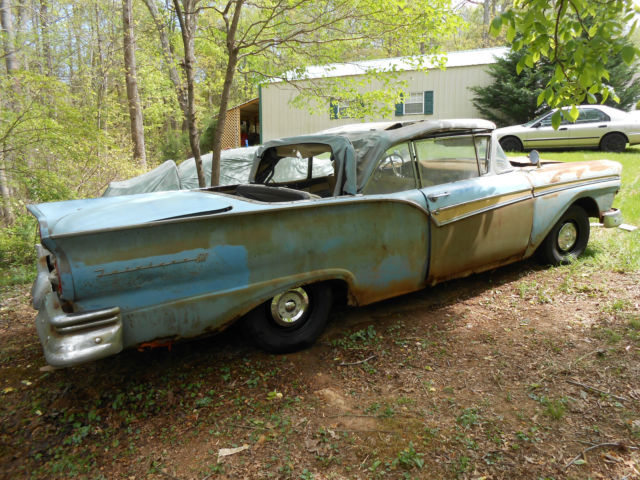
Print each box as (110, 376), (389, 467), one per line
(178, 147), (259, 190)
(102, 147), (259, 197)
(102, 160), (181, 197)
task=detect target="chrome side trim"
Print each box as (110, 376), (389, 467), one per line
(431, 189), (532, 226)
(533, 176), (619, 197)
(50, 306), (121, 332)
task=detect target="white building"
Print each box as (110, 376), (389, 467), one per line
(257, 47), (509, 141)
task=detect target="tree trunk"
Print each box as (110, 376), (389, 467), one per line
(39, 0), (52, 76)
(173, 0), (205, 187)
(1, 0), (18, 73)
(0, 150), (13, 225)
(122, 0), (147, 167)
(482, 0), (492, 46)
(142, 0), (188, 121)
(210, 0), (244, 187)
(0, 0), (16, 224)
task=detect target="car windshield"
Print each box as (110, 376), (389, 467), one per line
(522, 111), (552, 127)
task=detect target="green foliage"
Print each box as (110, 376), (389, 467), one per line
(474, 40), (640, 127)
(159, 130), (190, 162)
(199, 118), (218, 153)
(0, 214), (37, 269)
(228, 0), (461, 121)
(393, 442), (425, 470)
(471, 49), (552, 126)
(493, 0), (640, 112)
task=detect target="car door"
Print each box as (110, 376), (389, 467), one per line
(415, 134), (534, 284)
(521, 112), (571, 149)
(564, 107), (611, 148)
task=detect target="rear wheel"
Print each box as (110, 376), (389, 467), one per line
(600, 133), (627, 152)
(242, 283), (332, 353)
(537, 205), (590, 265)
(499, 136), (523, 152)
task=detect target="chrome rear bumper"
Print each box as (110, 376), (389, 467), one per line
(32, 244), (123, 367)
(36, 293), (123, 367)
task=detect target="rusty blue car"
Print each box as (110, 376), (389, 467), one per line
(28, 120), (623, 367)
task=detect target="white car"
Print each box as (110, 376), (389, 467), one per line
(495, 105), (640, 152)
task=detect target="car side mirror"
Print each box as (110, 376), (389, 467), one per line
(529, 150), (540, 168)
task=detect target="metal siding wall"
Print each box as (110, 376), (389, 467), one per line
(261, 64), (493, 141)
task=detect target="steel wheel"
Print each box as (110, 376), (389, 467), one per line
(270, 288), (310, 327)
(537, 205), (590, 265)
(242, 283), (333, 353)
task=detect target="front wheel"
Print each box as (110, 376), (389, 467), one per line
(499, 136), (523, 152)
(242, 283), (333, 353)
(537, 205), (590, 265)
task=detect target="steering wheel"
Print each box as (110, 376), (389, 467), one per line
(384, 152), (406, 177)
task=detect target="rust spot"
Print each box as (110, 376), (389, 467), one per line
(137, 339), (173, 352)
(352, 277), (425, 306)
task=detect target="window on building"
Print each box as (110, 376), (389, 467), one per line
(404, 92), (424, 114)
(395, 91), (434, 116)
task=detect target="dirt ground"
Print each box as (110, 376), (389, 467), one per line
(1, 255), (639, 479)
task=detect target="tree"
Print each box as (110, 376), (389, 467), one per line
(471, 49), (551, 126)
(201, 0), (460, 186)
(471, 44), (640, 127)
(492, 0), (640, 128)
(123, 0), (147, 167)
(1, 0), (18, 224)
(172, 0), (206, 187)
(142, 0), (189, 128)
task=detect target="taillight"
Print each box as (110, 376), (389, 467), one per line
(47, 254), (63, 296)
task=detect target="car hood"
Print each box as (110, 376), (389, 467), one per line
(28, 189), (252, 238)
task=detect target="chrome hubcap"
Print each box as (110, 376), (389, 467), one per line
(557, 222), (578, 251)
(270, 288), (309, 327)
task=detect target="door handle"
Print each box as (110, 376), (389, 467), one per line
(598, 124), (608, 128)
(427, 192), (450, 201)
(558, 127), (568, 131)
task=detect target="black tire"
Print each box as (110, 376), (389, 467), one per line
(600, 133), (627, 152)
(242, 283), (332, 353)
(537, 205), (590, 265)
(499, 136), (523, 152)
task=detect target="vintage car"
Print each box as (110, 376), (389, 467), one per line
(495, 105), (640, 152)
(27, 119), (623, 368)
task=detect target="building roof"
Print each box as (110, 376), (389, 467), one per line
(277, 46), (509, 82)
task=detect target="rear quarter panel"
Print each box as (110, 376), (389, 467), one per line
(51, 197), (430, 347)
